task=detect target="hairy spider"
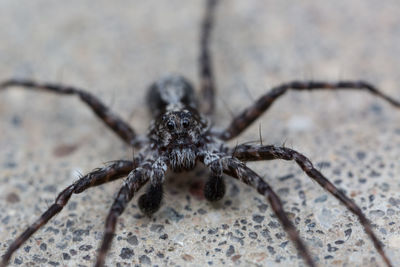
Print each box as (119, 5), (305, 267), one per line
(1, 0), (399, 266)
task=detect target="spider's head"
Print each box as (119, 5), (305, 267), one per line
(149, 107), (208, 171)
(151, 107), (207, 148)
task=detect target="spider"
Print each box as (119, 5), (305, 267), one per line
(1, 0), (399, 266)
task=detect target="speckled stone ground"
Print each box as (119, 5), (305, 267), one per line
(1, 1), (400, 266)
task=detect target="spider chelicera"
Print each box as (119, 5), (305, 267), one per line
(1, 0), (399, 266)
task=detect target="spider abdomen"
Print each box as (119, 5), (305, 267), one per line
(146, 75), (197, 117)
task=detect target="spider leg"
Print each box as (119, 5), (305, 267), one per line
(204, 173), (226, 201)
(137, 183), (163, 215)
(200, 154), (315, 266)
(203, 155), (226, 201)
(199, 0), (218, 115)
(232, 144), (393, 267)
(219, 80), (400, 140)
(0, 79), (139, 146)
(0, 160), (134, 267)
(138, 158), (168, 216)
(95, 158), (167, 267)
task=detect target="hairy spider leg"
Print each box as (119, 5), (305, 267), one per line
(203, 157), (226, 201)
(138, 158), (168, 216)
(200, 155), (315, 267)
(199, 0), (218, 115)
(0, 80), (138, 146)
(138, 183), (164, 215)
(219, 80), (400, 140)
(0, 160), (134, 267)
(95, 160), (163, 267)
(232, 144), (393, 267)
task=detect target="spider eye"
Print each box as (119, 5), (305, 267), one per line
(181, 118), (190, 128)
(166, 120), (175, 131)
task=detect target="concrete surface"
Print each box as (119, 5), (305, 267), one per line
(1, 0), (400, 266)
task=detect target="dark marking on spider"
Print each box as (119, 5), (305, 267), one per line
(1, 0), (398, 266)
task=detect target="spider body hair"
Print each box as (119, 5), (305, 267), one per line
(139, 74), (224, 215)
(147, 75), (211, 173)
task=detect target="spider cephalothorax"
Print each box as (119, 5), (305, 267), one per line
(1, 0), (399, 266)
(147, 75), (209, 172)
